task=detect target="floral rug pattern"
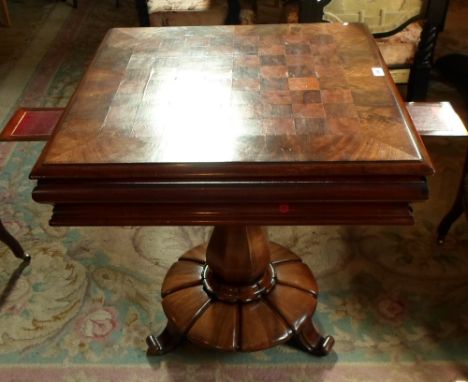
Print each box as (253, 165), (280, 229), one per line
(1, 1), (468, 381)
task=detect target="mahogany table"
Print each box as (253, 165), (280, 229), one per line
(30, 24), (433, 356)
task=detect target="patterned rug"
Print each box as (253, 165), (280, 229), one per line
(1, 1), (468, 381)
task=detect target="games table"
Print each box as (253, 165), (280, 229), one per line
(30, 23), (433, 356)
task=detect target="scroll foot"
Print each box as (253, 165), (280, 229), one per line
(295, 319), (334, 356)
(146, 322), (184, 356)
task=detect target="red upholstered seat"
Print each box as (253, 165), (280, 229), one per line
(0, 108), (63, 142)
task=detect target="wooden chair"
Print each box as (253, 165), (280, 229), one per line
(296, 0), (450, 101)
(134, 0), (230, 27)
(61, 0), (120, 9)
(432, 54), (468, 243)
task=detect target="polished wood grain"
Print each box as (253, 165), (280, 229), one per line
(29, 24), (434, 356)
(148, 228), (332, 354)
(31, 24), (432, 176)
(30, 25), (433, 226)
(206, 226), (270, 284)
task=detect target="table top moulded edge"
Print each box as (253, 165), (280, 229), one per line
(29, 24), (434, 227)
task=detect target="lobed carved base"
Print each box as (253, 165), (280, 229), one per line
(147, 239), (333, 356)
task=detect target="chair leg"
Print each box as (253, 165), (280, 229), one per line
(61, 0), (77, 8)
(437, 194), (464, 244)
(1, 0), (12, 27)
(406, 66), (431, 102)
(0, 219), (31, 262)
(134, 0), (150, 26)
(437, 148), (468, 244)
(406, 21), (440, 102)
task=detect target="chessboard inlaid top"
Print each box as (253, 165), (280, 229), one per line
(37, 24), (432, 177)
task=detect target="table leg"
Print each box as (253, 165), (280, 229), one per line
(146, 225), (333, 355)
(0, 219), (31, 262)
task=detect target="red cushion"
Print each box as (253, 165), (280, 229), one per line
(0, 108), (63, 141)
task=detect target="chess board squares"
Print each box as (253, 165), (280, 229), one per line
(233, 66), (260, 81)
(234, 55), (260, 68)
(234, 35), (259, 55)
(258, 44), (285, 56)
(233, 56), (260, 91)
(260, 55), (287, 66)
(231, 103), (264, 119)
(258, 34), (284, 50)
(260, 66), (288, 78)
(143, 68), (233, 105)
(184, 36), (211, 48)
(149, 56), (233, 82)
(230, 103), (293, 119)
(231, 90), (263, 105)
(153, 34), (234, 57)
(284, 43), (311, 55)
(263, 104), (293, 118)
(312, 55), (343, 66)
(127, 53), (156, 71)
(290, 90), (321, 104)
(314, 64), (346, 79)
(292, 104), (325, 118)
(287, 64), (315, 78)
(288, 77), (319, 91)
(263, 118), (295, 136)
(285, 55), (314, 66)
(260, 91), (292, 105)
(160, 35), (218, 53)
(235, 54), (320, 91)
(261, 78), (289, 91)
(151, 57), (183, 70)
(294, 118), (326, 135)
(309, 43), (339, 58)
(306, 33), (335, 46)
(209, 33), (236, 54)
